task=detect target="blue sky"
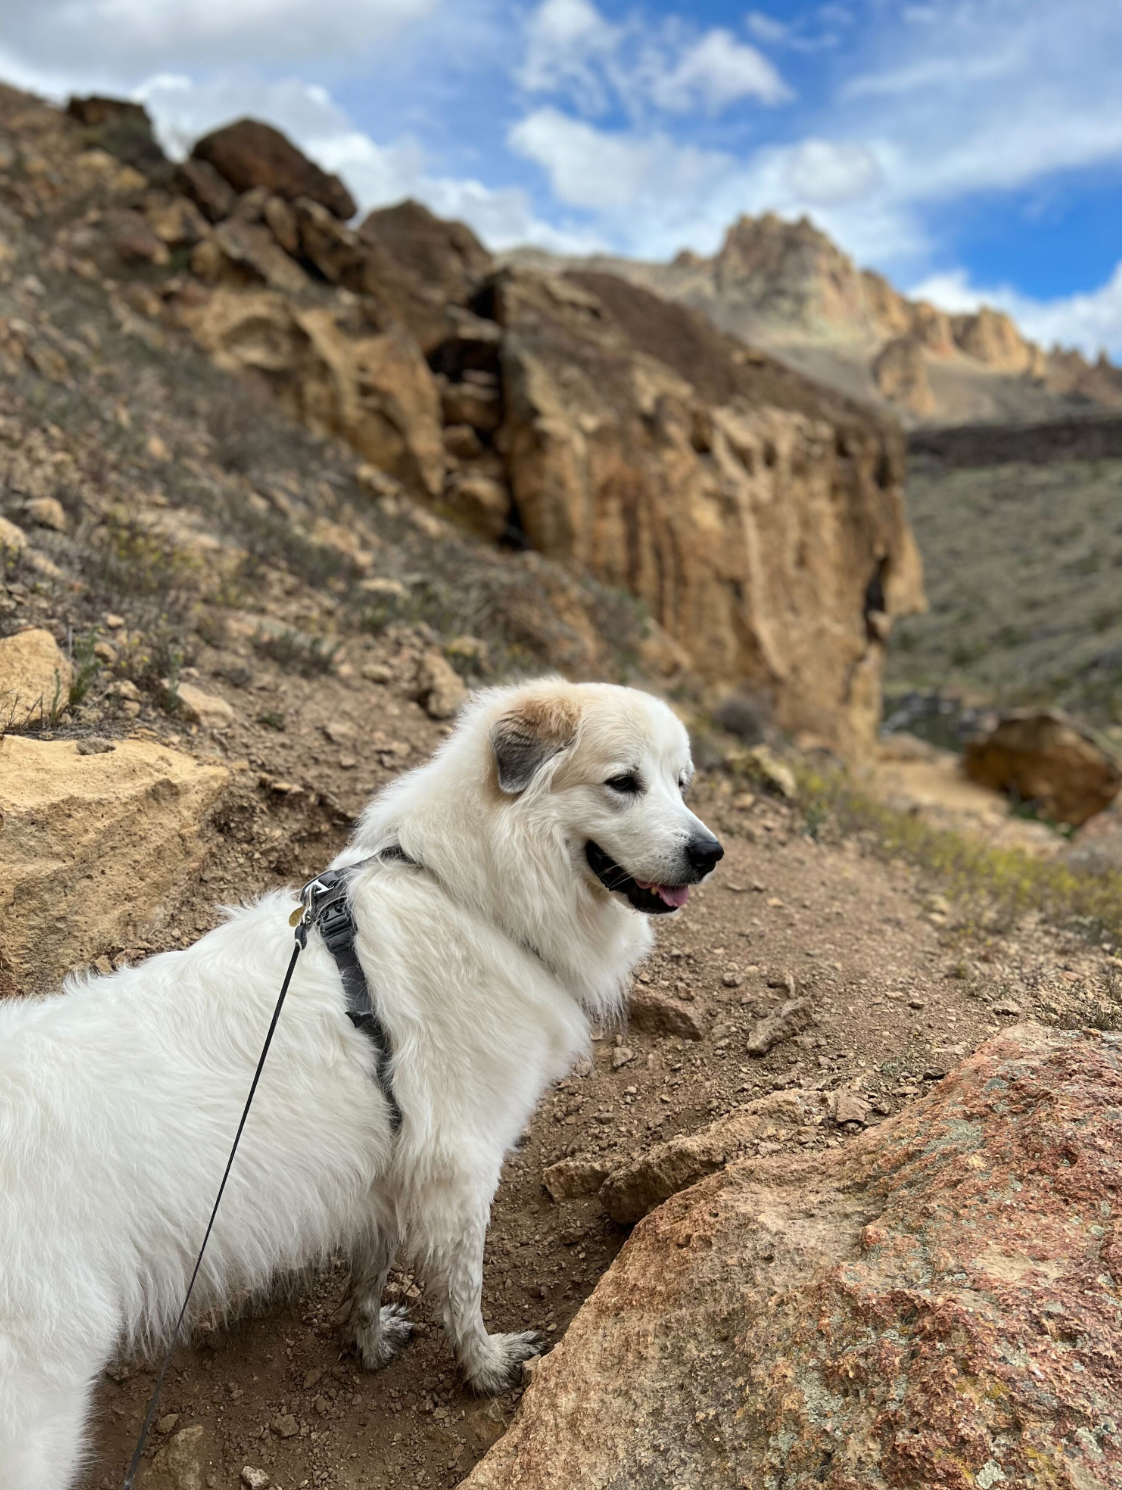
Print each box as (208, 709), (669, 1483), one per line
(5, 0), (1122, 354)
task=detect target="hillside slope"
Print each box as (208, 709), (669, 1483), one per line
(0, 84), (924, 762)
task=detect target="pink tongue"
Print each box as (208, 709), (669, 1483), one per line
(635, 878), (690, 907)
(657, 884), (690, 908)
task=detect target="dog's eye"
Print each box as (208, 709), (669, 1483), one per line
(605, 773), (642, 795)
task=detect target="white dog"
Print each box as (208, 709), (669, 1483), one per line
(0, 678), (722, 1487)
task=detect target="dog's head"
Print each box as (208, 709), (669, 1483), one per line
(489, 681), (723, 915)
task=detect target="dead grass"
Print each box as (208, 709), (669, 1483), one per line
(796, 763), (1122, 945)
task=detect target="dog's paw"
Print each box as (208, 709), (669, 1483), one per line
(464, 1329), (541, 1395)
(352, 1302), (414, 1371)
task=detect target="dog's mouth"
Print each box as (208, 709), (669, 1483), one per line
(585, 840), (689, 915)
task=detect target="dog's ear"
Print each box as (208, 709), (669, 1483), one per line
(491, 693), (580, 794)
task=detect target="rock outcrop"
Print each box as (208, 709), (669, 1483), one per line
(964, 709), (1122, 826)
(0, 737), (229, 996)
(178, 289), (446, 498)
(496, 269), (925, 760)
(468, 1025), (1122, 1490)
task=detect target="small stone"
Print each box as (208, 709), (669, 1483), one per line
(722, 971), (743, 988)
(173, 682), (235, 732)
(105, 613), (126, 629)
(161, 1425), (209, 1490)
(542, 1156), (614, 1200)
(156, 1412), (180, 1434)
(24, 495), (68, 531)
(629, 987), (706, 1040)
(611, 1046), (636, 1069)
(908, 997), (926, 1010)
(93, 640), (117, 664)
(241, 1470), (270, 1490)
(0, 515), (28, 554)
(76, 737), (116, 755)
(992, 999), (1020, 1016)
(271, 1412), (299, 1438)
(416, 649), (468, 720)
(322, 720), (355, 744)
(302, 1366), (326, 1391)
(745, 998), (814, 1057)
(747, 744), (797, 799)
(146, 433), (171, 462)
(832, 1091), (871, 1127)
(362, 661), (393, 683)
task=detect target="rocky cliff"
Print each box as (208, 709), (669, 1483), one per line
(511, 212), (1122, 427)
(0, 84), (924, 760)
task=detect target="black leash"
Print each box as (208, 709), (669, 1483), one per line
(123, 924), (307, 1488)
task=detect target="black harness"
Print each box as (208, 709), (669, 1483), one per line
(298, 845), (415, 1131)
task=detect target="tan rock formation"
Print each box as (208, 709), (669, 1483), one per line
(497, 269), (925, 761)
(0, 627), (72, 726)
(872, 335), (936, 417)
(964, 708), (1122, 826)
(177, 289), (445, 498)
(600, 1088), (828, 1224)
(192, 119), (356, 220)
(467, 1025), (1122, 1490)
(0, 736), (229, 995)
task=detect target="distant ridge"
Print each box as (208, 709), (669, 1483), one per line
(507, 214), (1122, 428)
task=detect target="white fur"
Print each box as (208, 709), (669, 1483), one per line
(0, 679), (718, 1486)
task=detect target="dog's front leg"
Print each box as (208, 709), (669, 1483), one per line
(413, 1177), (538, 1394)
(344, 1197), (413, 1371)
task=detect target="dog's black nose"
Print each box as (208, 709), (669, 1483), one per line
(686, 834), (724, 877)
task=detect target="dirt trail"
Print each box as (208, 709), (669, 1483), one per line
(77, 776), (1116, 1490)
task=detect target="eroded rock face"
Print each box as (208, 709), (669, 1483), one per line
(0, 737), (229, 995)
(192, 119), (356, 220)
(964, 708), (1122, 827)
(497, 269), (925, 761)
(468, 1025), (1122, 1490)
(177, 289), (445, 498)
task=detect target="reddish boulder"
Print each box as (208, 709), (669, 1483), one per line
(191, 118), (356, 220)
(467, 1024), (1122, 1490)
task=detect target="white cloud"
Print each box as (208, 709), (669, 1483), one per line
(517, 0), (619, 114)
(516, 0), (791, 120)
(646, 29), (790, 113)
(911, 264), (1122, 359)
(2, 0), (441, 78)
(780, 139), (880, 204)
(508, 107), (921, 264)
(745, 13), (788, 45)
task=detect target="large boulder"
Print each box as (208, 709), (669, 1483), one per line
(496, 268), (925, 762)
(0, 737), (229, 996)
(358, 198), (492, 307)
(0, 628), (72, 727)
(964, 708), (1122, 827)
(191, 119), (356, 220)
(176, 289), (445, 498)
(468, 1025), (1122, 1490)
